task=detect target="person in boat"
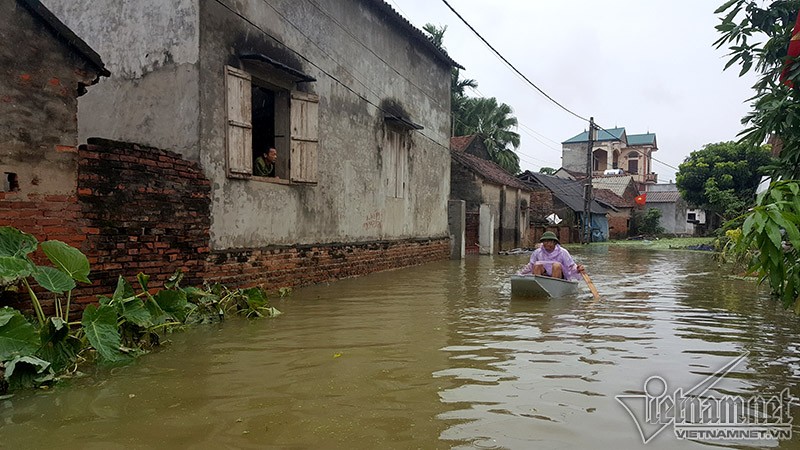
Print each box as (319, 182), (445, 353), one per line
(517, 231), (585, 280)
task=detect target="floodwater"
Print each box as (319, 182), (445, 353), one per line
(2, 246), (800, 449)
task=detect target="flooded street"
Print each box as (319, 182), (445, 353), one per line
(2, 246), (800, 449)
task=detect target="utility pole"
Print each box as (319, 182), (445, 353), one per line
(582, 118), (596, 244)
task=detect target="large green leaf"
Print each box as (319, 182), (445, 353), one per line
(154, 290), (188, 322)
(36, 317), (81, 372)
(5, 355), (53, 390)
(111, 276), (136, 304)
(0, 307), (40, 361)
(0, 227), (38, 258)
(81, 305), (127, 363)
(120, 297), (153, 328)
(40, 240), (90, 284)
(0, 256), (33, 286)
(32, 266), (75, 294)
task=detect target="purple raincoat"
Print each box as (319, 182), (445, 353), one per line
(517, 244), (580, 281)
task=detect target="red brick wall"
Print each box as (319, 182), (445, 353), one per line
(0, 193), (85, 249)
(74, 138), (212, 306)
(607, 213), (629, 240)
(465, 211), (479, 254)
(205, 239), (449, 289)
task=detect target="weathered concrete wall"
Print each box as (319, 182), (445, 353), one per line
(42, 0), (202, 159)
(647, 198), (690, 235)
(199, 0), (451, 249)
(448, 200), (465, 260)
(0, 3), (98, 199)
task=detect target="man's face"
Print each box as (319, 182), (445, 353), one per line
(542, 239), (557, 251)
(267, 148), (277, 163)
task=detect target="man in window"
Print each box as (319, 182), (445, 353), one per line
(254, 147), (277, 177)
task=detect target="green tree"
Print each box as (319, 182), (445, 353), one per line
(631, 208), (664, 236)
(676, 141), (773, 222)
(715, 0), (800, 310)
(539, 167), (557, 175)
(455, 97), (521, 174)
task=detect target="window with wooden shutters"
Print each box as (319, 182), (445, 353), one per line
(384, 129), (408, 198)
(290, 91), (319, 183)
(225, 66), (253, 177)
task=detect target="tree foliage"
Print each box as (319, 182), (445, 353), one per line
(539, 167), (557, 175)
(676, 141), (773, 221)
(455, 97), (521, 174)
(715, 0), (800, 310)
(631, 208), (664, 236)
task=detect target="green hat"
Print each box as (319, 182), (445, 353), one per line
(540, 231), (559, 243)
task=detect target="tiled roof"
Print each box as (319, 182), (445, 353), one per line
(593, 188), (630, 208)
(627, 133), (657, 146)
(451, 151), (532, 191)
(450, 135), (478, 152)
(646, 191), (681, 203)
(592, 175), (635, 197)
(563, 127), (626, 144)
(517, 171), (606, 214)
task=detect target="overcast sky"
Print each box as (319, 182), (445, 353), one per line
(390, 0), (758, 183)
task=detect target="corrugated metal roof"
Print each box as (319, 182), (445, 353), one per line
(563, 127), (625, 144)
(646, 191), (681, 203)
(518, 171), (606, 214)
(451, 151), (532, 191)
(592, 175), (635, 197)
(627, 133), (657, 146)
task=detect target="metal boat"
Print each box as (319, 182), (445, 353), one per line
(510, 274), (579, 298)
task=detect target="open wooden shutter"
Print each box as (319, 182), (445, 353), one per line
(290, 91), (319, 183)
(225, 66), (252, 177)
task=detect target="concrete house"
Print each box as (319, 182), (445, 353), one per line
(561, 127), (659, 186)
(0, 0), (108, 248)
(23, 0), (458, 302)
(645, 183), (695, 235)
(450, 135), (532, 254)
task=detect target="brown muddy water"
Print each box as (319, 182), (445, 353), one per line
(2, 246), (800, 449)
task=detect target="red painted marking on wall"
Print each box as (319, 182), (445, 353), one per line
(55, 145), (77, 153)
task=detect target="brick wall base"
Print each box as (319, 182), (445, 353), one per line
(205, 238), (450, 290)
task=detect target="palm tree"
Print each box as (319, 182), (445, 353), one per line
(456, 97), (521, 174)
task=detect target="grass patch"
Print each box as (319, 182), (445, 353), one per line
(597, 237), (716, 250)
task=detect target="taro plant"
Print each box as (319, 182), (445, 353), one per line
(0, 226), (282, 394)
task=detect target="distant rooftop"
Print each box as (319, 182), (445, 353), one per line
(563, 127), (625, 144)
(627, 133), (657, 146)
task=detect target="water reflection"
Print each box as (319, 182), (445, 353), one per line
(1, 247), (800, 449)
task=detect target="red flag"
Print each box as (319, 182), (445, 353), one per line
(780, 10), (800, 87)
(635, 193), (647, 206)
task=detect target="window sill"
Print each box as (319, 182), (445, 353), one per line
(252, 175), (291, 185)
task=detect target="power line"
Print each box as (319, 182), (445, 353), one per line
(439, 0), (589, 123)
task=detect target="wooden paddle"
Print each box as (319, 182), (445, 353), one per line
(582, 272), (600, 300)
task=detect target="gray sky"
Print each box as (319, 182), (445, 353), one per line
(390, 0), (758, 183)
